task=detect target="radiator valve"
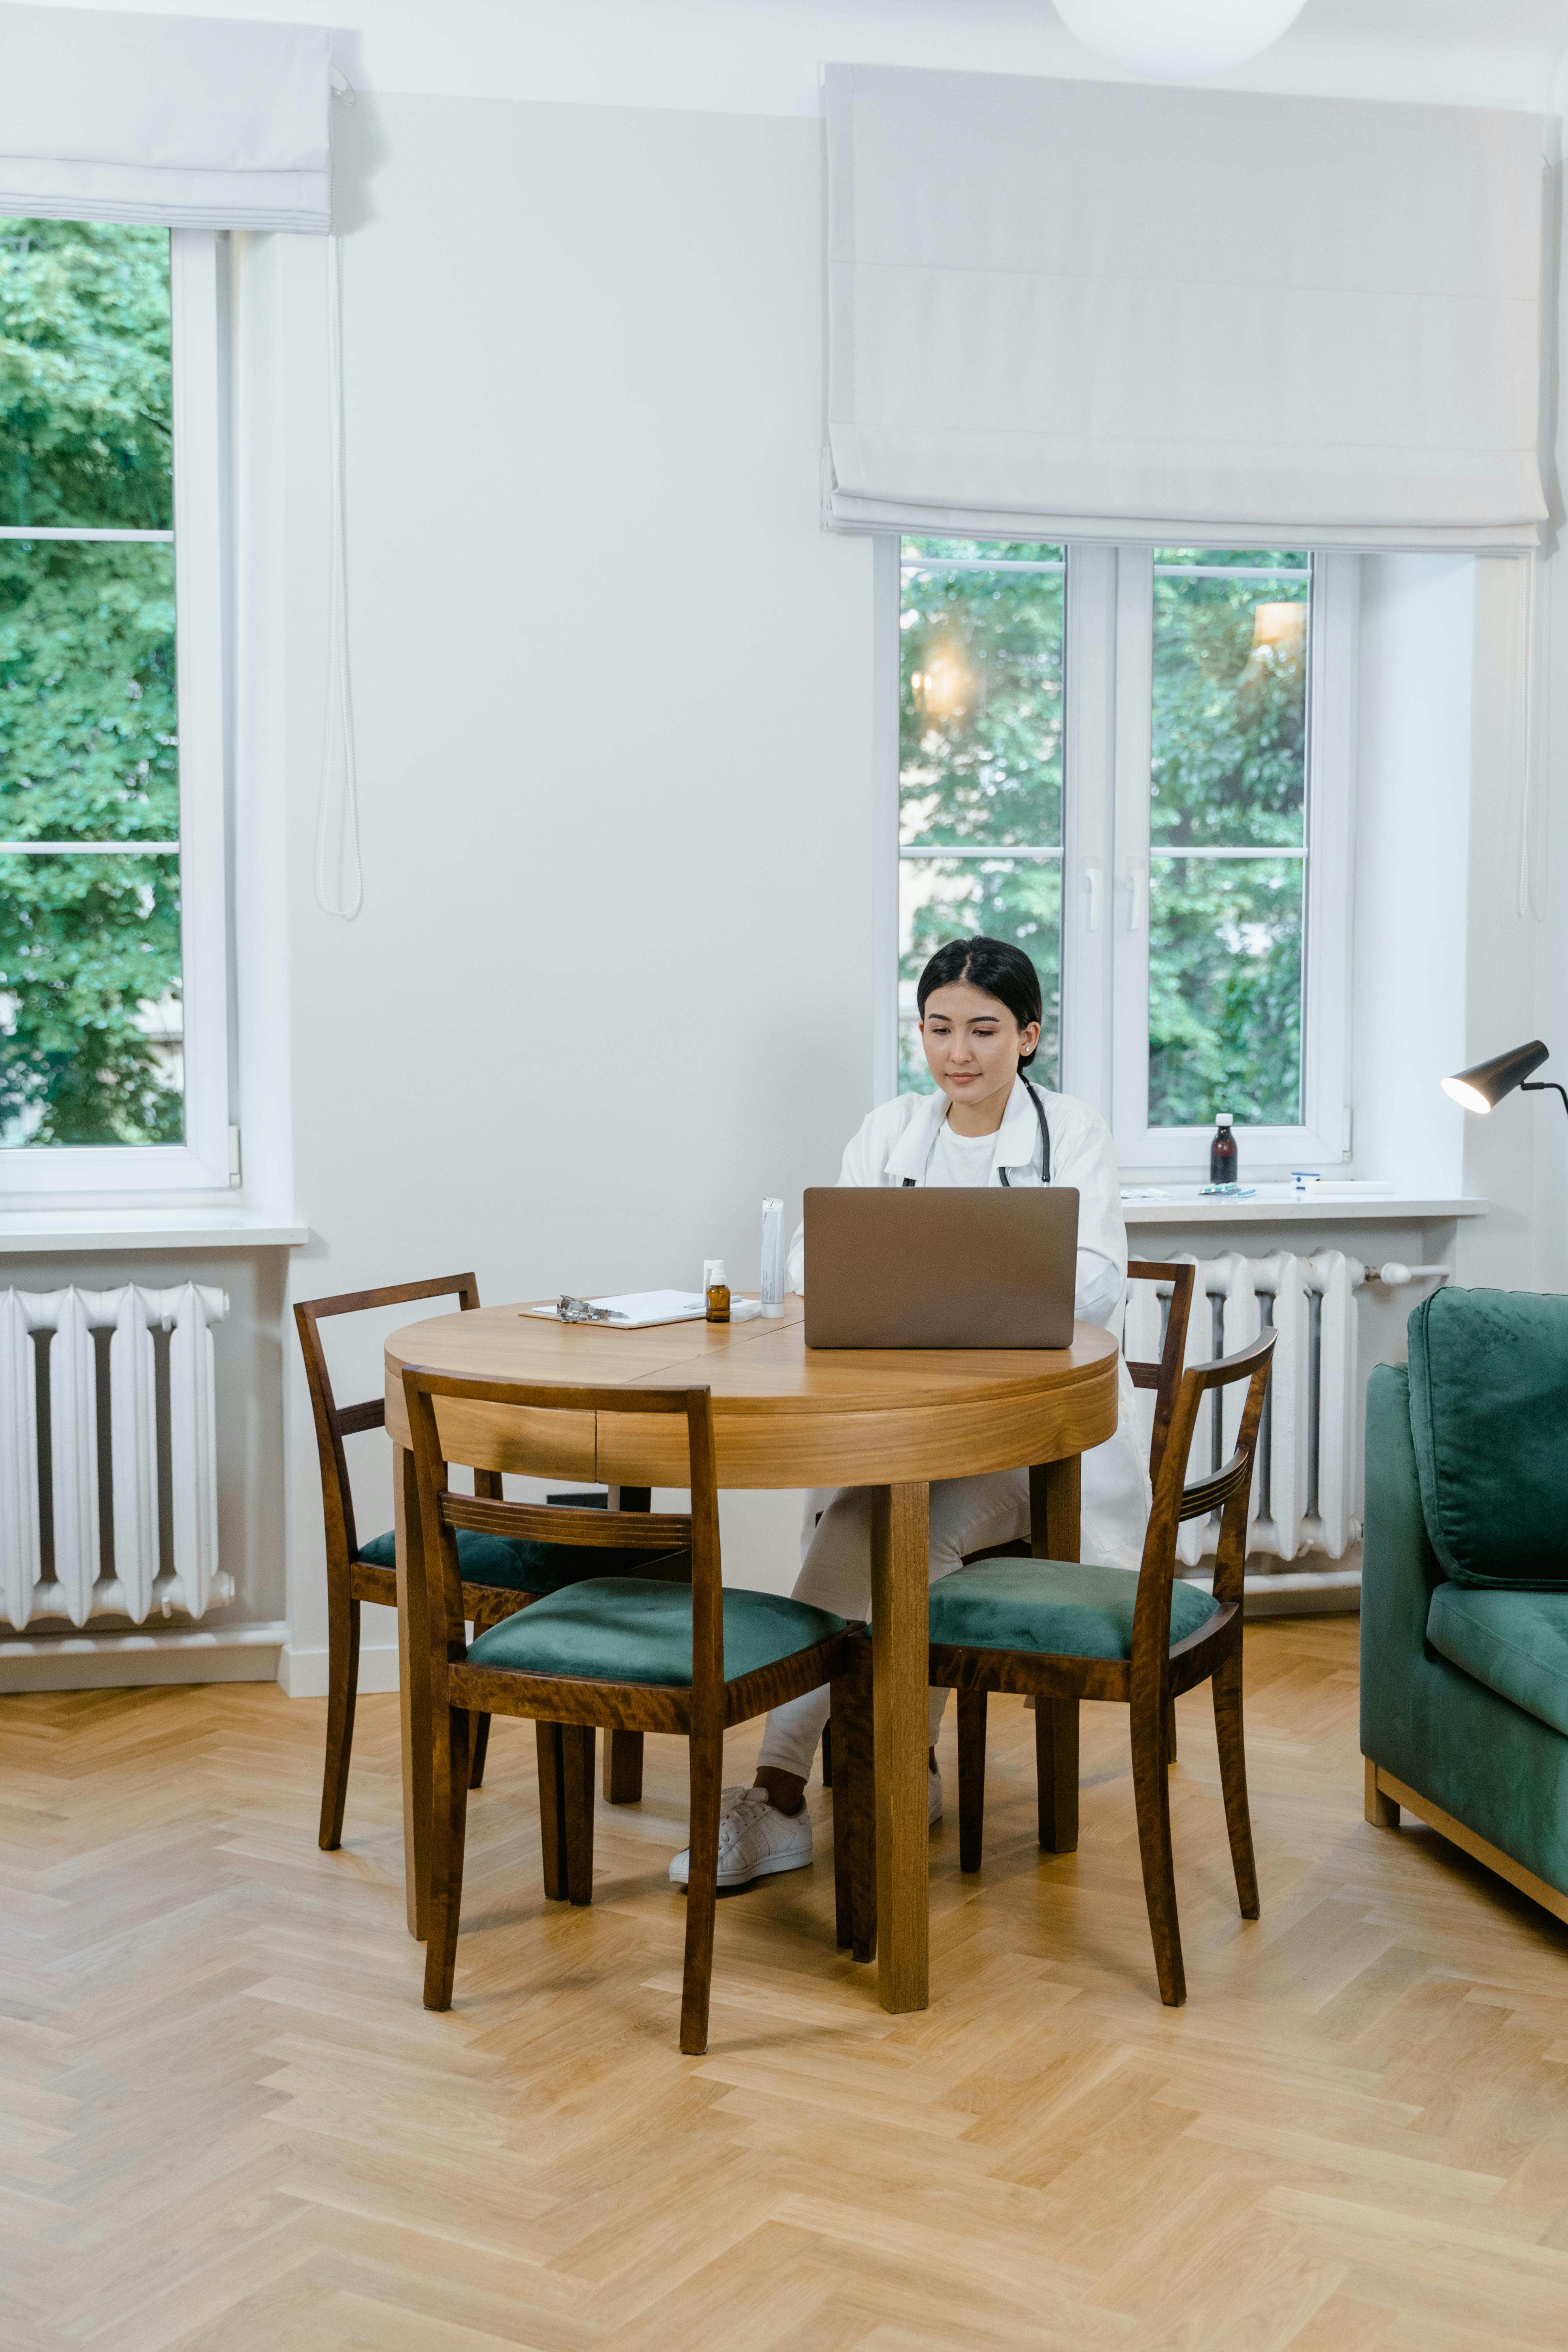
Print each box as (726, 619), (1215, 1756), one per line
(1355, 1261), (1449, 1289)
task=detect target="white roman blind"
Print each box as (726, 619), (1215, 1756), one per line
(0, 3), (332, 232)
(824, 64), (1547, 552)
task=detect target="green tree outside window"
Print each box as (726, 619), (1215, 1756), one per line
(0, 216), (182, 1148)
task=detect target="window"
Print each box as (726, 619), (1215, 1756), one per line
(0, 218), (228, 1193)
(888, 538), (1353, 1172)
(897, 539), (1064, 1091)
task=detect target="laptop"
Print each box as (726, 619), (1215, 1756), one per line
(803, 1187), (1080, 1350)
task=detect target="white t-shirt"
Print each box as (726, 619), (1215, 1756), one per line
(924, 1117), (1003, 1188)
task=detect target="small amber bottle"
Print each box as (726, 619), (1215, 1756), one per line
(1209, 1112), (1238, 1187)
(705, 1261), (731, 1324)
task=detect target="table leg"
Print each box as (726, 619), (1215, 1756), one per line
(395, 1442), (432, 1940)
(1030, 1456), (1083, 1854)
(1030, 1455), (1081, 1564)
(870, 1480), (930, 2014)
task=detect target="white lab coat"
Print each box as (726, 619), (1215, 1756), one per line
(787, 1080), (1151, 1572)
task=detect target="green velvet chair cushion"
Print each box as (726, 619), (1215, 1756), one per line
(1426, 1581), (1568, 1741)
(929, 1558), (1220, 1659)
(1407, 1286), (1568, 1588)
(466, 1577), (846, 1687)
(357, 1527), (681, 1593)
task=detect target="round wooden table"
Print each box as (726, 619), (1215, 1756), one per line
(384, 1297), (1119, 2014)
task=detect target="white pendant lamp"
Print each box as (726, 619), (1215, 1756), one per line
(1054, 0), (1309, 79)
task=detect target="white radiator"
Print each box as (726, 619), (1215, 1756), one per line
(1125, 1251), (1445, 1578)
(0, 1284), (232, 1630)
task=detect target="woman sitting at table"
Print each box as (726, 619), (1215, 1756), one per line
(670, 934), (1150, 1893)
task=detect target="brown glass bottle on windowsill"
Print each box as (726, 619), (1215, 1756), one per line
(1209, 1112), (1238, 1186)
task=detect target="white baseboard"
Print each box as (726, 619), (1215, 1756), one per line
(0, 1620), (289, 1693)
(277, 1641), (400, 1700)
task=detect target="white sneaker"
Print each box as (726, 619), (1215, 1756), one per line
(929, 1766), (943, 1826)
(669, 1786), (813, 1890)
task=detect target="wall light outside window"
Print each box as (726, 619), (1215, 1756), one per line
(1251, 602), (1307, 656)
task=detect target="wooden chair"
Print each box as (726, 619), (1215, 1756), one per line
(295, 1276), (682, 1852)
(955, 1254), (1200, 1788)
(819, 1260), (1200, 1798)
(402, 1368), (874, 2054)
(926, 1330), (1276, 2005)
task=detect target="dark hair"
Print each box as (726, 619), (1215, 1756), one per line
(916, 937), (1043, 1072)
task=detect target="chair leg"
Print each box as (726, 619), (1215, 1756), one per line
(1211, 1651), (1260, 1919)
(469, 1712), (491, 1788)
(318, 1580), (359, 1852)
(562, 1725), (596, 1906)
(821, 1716), (834, 1790)
(1035, 1697), (1080, 1854)
(536, 1722), (567, 1901)
(830, 1660), (876, 1963)
(957, 1688), (987, 1873)
(423, 1704), (472, 2010)
(604, 1729), (645, 1804)
(1166, 1692), (1178, 1764)
(1130, 1688), (1185, 2007)
(680, 1723), (725, 2054)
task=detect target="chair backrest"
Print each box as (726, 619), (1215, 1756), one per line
(400, 1370), (723, 1715)
(1130, 1329), (1276, 1694)
(1125, 1259), (1196, 1483)
(294, 1274), (484, 1572)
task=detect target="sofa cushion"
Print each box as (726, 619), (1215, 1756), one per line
(1426, 1582), (1568, 1740)
(1407, 1286), (1568, 1589)
(928, 1558), (1220, 1659)
(358, 1527), (682, 1593)
(466, 1578), (845, 1687)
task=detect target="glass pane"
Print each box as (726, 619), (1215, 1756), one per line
(0, 217), (172, 530)
(900, 541), (1064, 852)
(906, 538), (1066, 566)
(1151, 553), (1308, 850)
(0, 539), (178, 842)
(899, 856), (1060, 1094)
(1147, 855), (1302, 1129)
(0, 851), (183, 1146)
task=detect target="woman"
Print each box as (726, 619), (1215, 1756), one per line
(670, 936), (1150, 1892)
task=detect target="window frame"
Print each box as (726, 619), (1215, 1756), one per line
(0, 227), (231, 1199)
(880, 538), (1357, 1174)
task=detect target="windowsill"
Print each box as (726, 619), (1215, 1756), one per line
(0, 1206), (309, 1252)
(1121, 1184), (1487, 1225)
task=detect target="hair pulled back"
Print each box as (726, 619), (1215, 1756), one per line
(916, 936), (1043, 1073)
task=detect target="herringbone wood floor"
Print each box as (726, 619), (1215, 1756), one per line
(4, 1619), (1567, 2350)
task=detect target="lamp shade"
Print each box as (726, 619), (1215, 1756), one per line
(1442, 1039), (1549, 1114)
(1053, 0), (1309, 79)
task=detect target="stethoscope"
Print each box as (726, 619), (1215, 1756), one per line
(902, 1076), (1052, 1189)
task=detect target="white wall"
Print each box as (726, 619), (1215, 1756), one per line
(24, 0), (1568, 117)
(1352, 555), (1475, 1197)
(276, 94), (875, 1677)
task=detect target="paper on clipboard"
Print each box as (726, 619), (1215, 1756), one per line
(522, 1290), (760, 1329)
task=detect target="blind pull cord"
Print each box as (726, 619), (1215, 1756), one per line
(315, 182), (362, 918)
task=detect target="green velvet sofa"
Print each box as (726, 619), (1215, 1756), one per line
(1361, 1286), (1568, 1928)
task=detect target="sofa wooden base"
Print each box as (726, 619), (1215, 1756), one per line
(1363, 1757), (1568, 1931)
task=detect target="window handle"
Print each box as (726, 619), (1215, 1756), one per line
(1081, 859), (1103, 933)
(1126, 860), (1147, 933)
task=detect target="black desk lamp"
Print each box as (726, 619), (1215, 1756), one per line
(1442, 1039), (1568, 1120)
